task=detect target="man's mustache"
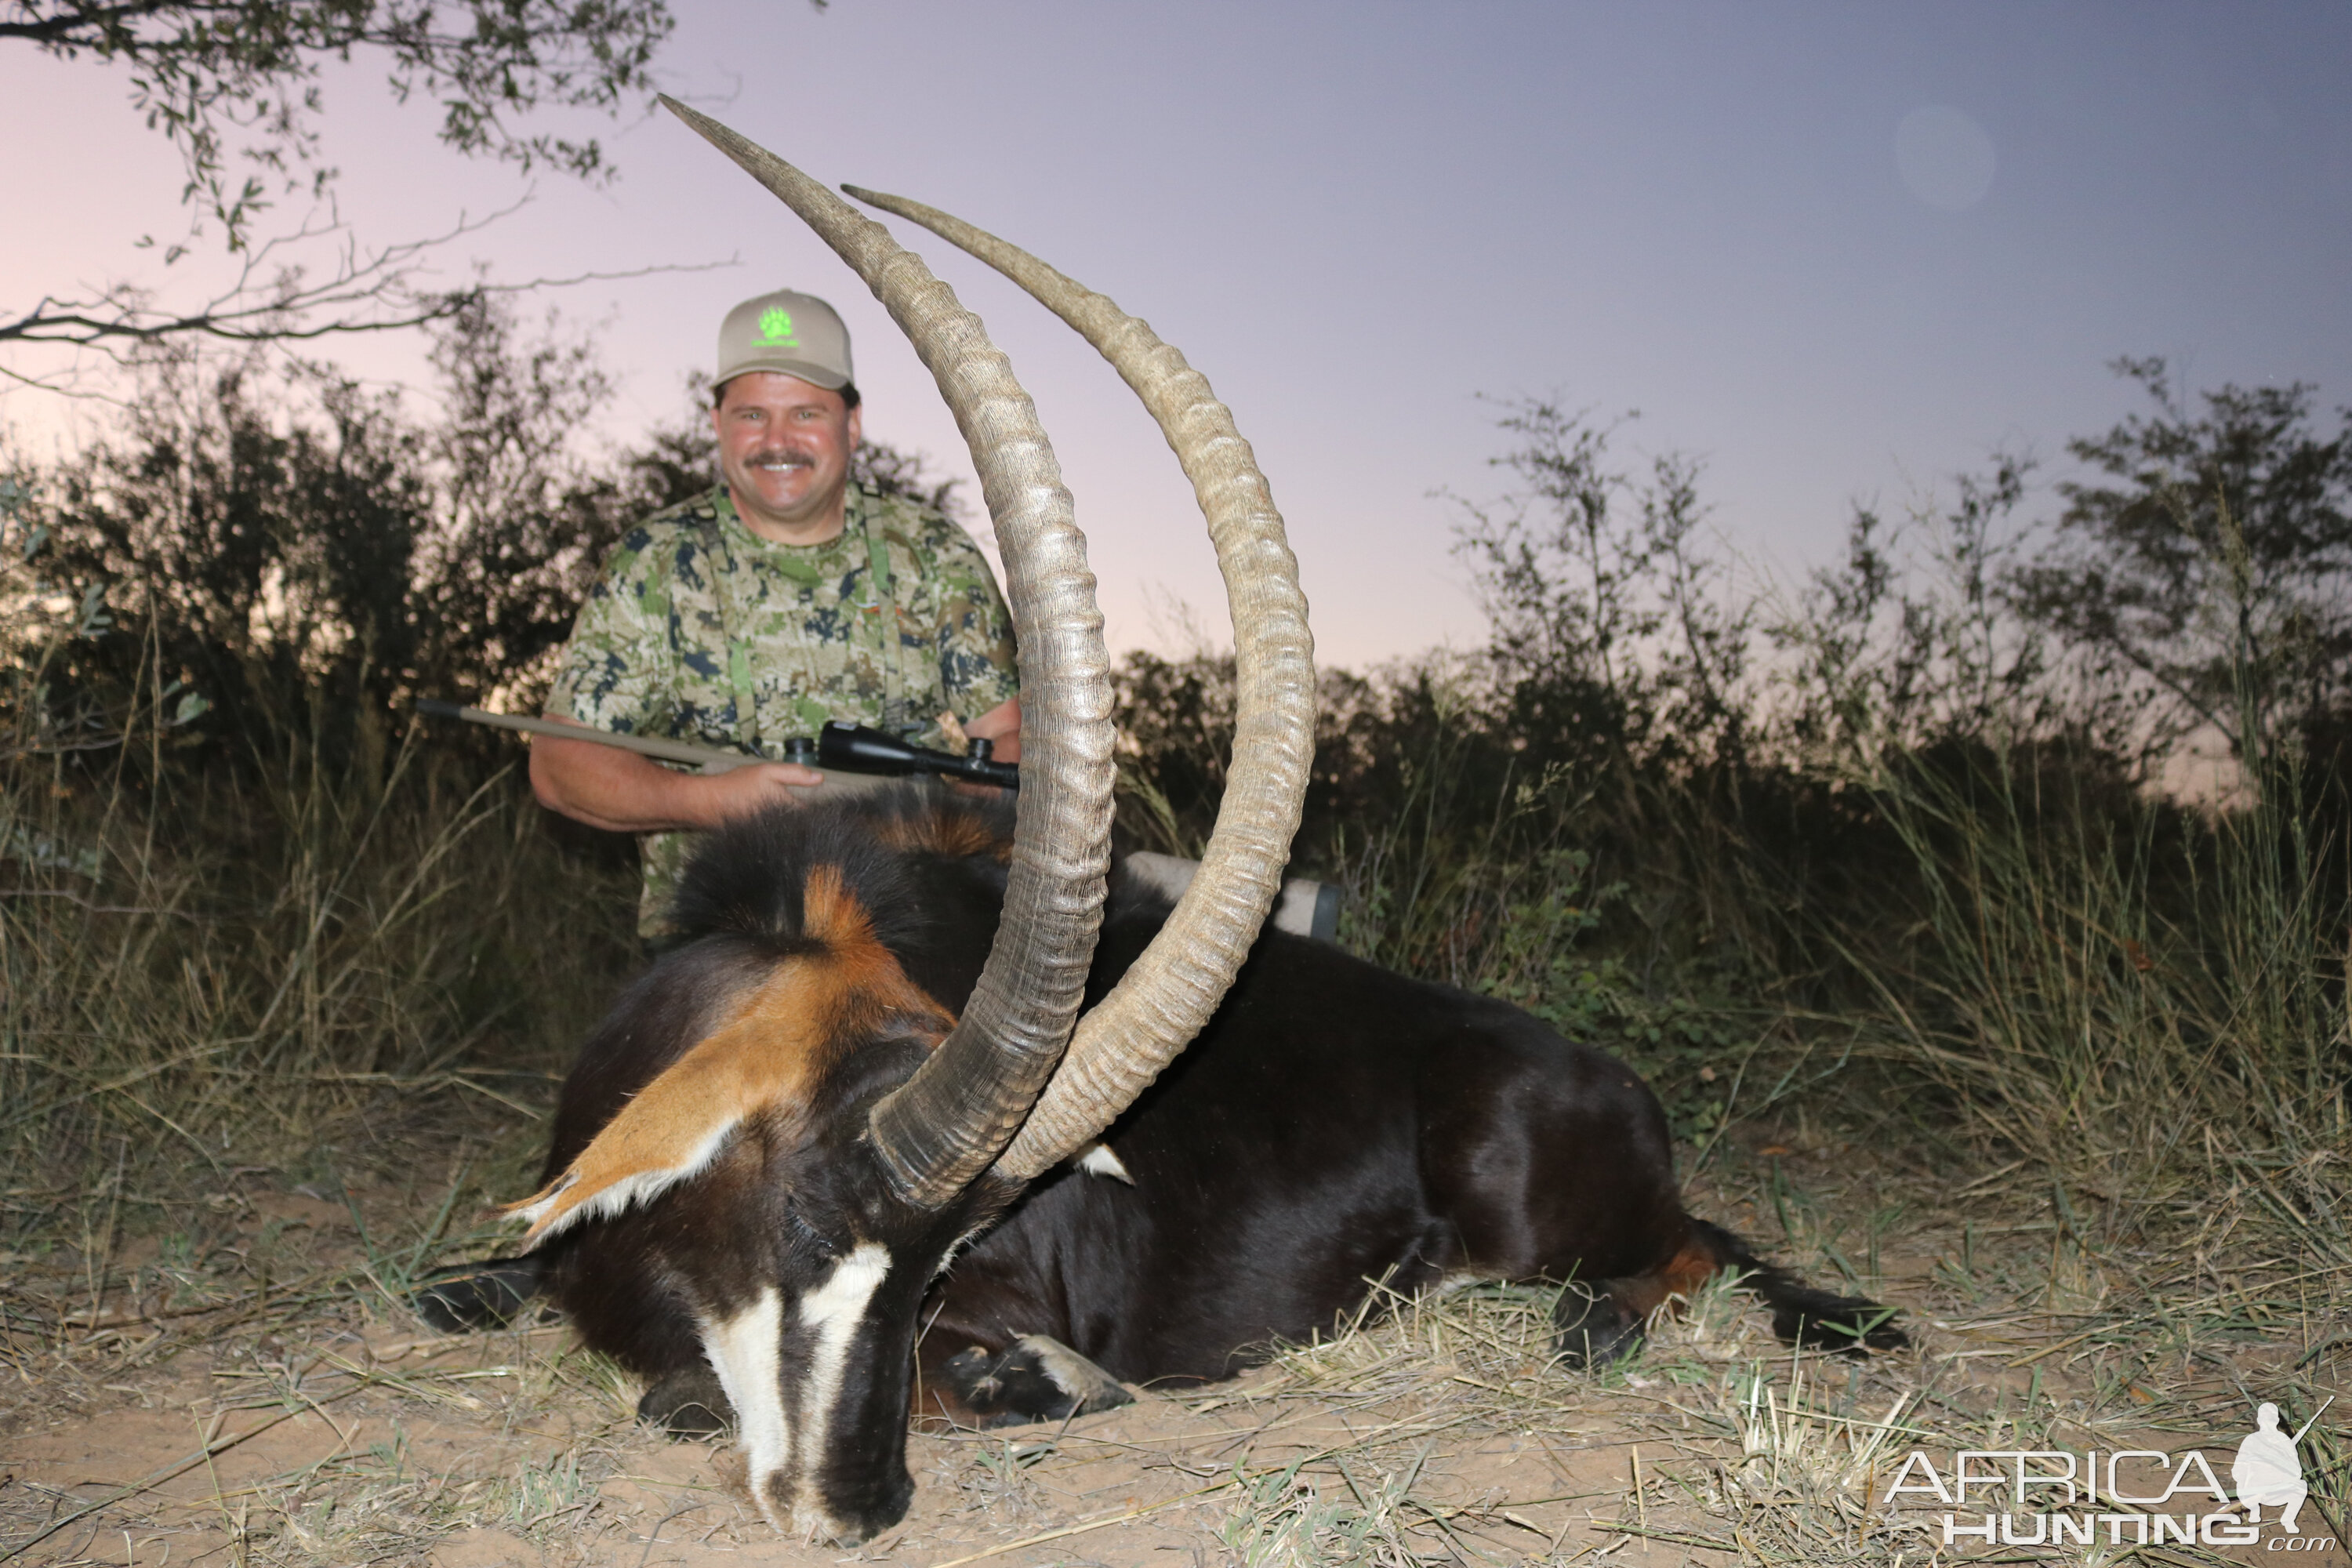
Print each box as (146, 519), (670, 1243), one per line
(744, 448), (816, 468)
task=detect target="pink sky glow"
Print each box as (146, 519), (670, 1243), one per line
(5, 3), (2349, 670)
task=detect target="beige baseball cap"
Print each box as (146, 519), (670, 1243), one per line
(716, 289), (854, 392)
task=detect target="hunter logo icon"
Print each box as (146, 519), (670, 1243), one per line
(2235, 1401), (2314, 1531)
(714, 290), (851, 390)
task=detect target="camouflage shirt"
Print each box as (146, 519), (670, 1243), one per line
(546, 483), (1021, 935)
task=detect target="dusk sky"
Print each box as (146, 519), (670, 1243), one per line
(7, 3), (2350, 670)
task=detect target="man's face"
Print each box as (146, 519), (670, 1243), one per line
(713, 372), (862, 540)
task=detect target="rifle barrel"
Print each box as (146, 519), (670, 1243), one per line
(412, 700), (755, 773)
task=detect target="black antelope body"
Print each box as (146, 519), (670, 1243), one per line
(428, 791), (1902, 1541)
(419, 107), (1901, 1544)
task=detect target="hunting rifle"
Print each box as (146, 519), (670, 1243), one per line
(414, 700), (1340, 939)
(412, 700), (1020, 789)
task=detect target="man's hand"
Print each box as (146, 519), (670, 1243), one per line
(530, 718), (823, 833)
(964, 696), (1022, 763)
(946, 696), (1022, 797)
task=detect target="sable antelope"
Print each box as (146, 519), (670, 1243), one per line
(420, 104), (1902, 1545)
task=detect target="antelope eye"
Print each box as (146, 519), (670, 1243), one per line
(786, 1207), (841, 1261)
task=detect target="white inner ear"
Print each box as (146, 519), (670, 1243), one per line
(1075, 1142), (1135, 1185)
(514, 1113), (746, 1243)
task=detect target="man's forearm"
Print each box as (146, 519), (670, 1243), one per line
(530, 735), (709, 832)
(528, 723), (820, 832)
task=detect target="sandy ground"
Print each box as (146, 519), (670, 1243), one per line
(2, 1280), (1733, 1567)
(2, 1330), (1636, 1567)
(5, 1138), (2348, 1566)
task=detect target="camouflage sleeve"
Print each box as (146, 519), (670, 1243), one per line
(922, 519), (1022, 720)
(544, 526), (679, 734)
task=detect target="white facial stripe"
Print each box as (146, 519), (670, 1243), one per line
(700, 1288), (789, 1530)
(790, 1243), (893, 1534)
(694, 1247), (895, 1541)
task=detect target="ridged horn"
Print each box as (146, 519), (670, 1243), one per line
(661, 99), (1116, 1209)
(840, 185), (1315, 1182)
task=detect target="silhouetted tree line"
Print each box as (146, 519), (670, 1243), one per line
(2, 298), (963, 778)
(5, 331), (2347, 1018)
(1116, 367), (2352, 1015)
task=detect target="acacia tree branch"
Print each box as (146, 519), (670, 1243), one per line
(2, 199), (736, 357)
(0, 2), (224, 45)
(6, 2), (844, 361)
(8, 0), (683, 248)
(2087, 629), (2233, 747)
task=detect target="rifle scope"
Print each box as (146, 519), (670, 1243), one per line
(814, 721), (1019, 789)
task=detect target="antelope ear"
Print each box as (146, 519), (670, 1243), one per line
(506, 999), (822, 1245)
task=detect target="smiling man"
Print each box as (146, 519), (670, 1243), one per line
(532, 290), (1023, 938)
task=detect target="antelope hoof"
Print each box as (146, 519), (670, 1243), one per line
(412, 1256), (543, 1334)
(638, 1367), (733, 1439)
(1553, 1283), (1646, 1370)
(940, 1334), (1132, 1428)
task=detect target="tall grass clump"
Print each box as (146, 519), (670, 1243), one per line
(1864, 747), (2347, 1203)
(0, 711), (639, 1257)
(1853, 599), (2350, 1265)
(0, 331), (662, 1263)
(1116, 372), (2352, 1271)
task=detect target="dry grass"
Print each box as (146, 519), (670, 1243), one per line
(1193, 1137), (2352, 1566)
(5, 853), (2347, 1564)
(3, 1123), (2350, 1565)
(5, 650), (2347, 1565)
(2, 735), (634, 1263)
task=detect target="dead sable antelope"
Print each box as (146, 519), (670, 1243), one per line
(419, 103), (1903, 1545)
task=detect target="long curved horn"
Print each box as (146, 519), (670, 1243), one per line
(661, 100), (1116, 1208)
(840, 187), (1315, 1182)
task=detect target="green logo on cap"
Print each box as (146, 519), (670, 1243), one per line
(757, 307), (797, 347)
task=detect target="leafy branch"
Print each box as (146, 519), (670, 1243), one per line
(6, 0), (678, 248)
(0, 197), (735, 372)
